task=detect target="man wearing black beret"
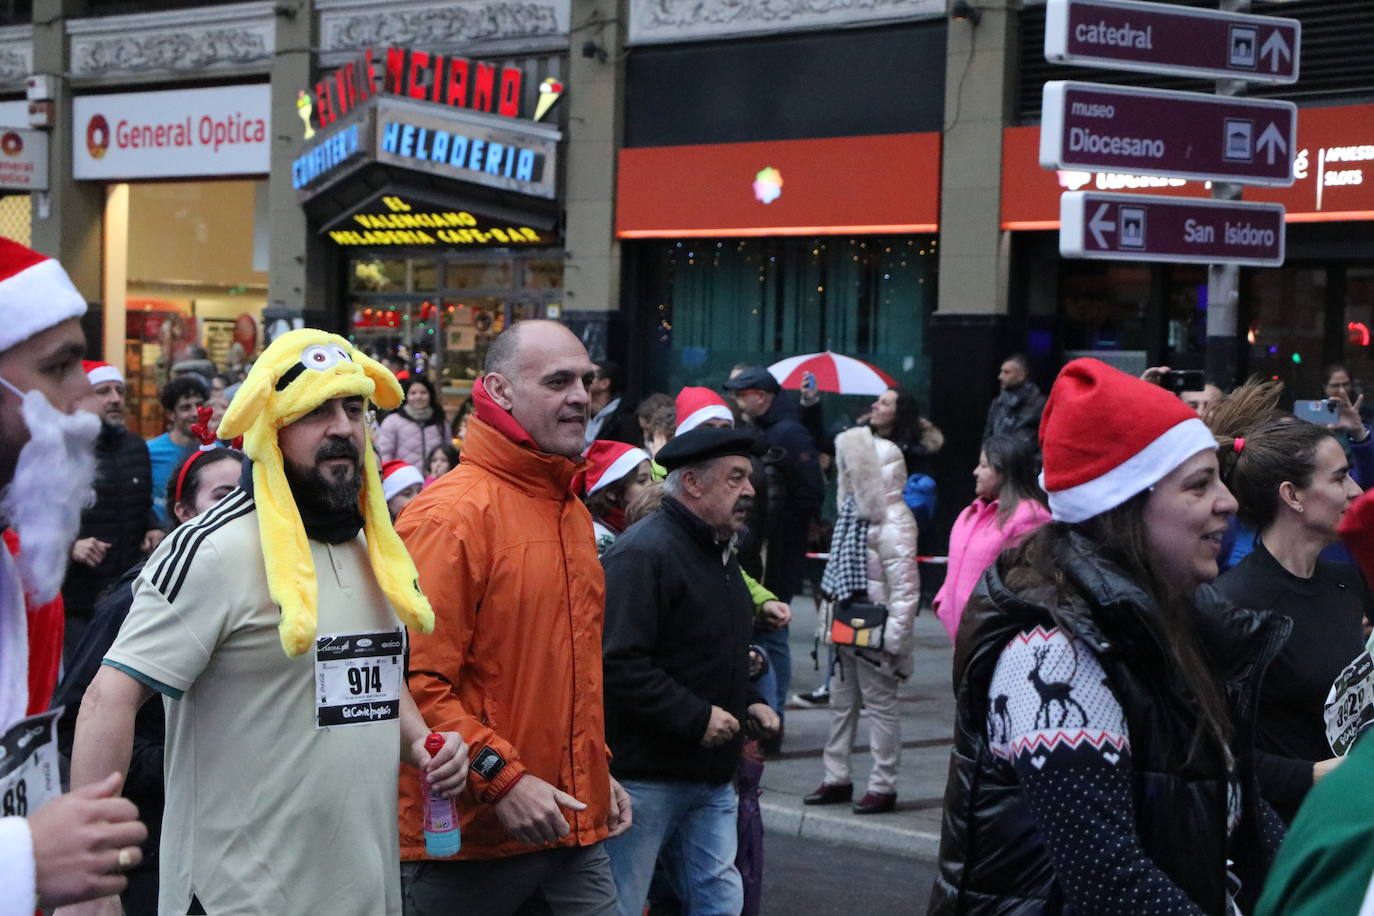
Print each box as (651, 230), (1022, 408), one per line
(600, 427), (780, 915)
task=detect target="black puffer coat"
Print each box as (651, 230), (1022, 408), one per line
(61, 424), (157, 616)
(930, 531), (1290, 915)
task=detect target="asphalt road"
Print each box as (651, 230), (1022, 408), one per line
(760, 830), (938, 915)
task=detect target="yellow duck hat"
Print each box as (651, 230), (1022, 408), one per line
(218, 328), (434, 656)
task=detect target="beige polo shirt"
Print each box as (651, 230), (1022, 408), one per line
(105, 489), (405, 916)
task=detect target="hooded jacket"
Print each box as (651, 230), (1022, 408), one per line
(931, 532), (1289, 915)
(934, 498), (1051, 642)
(395, 385), (610, 860)
(820, 427), (920, 669)
(375, 407), (447, 471)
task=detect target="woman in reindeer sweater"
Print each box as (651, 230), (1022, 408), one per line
(931, 359), (1287, 915)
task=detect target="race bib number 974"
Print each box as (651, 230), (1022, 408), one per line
(315, 629), (404, 729)
(1324, 651), (1374, 756)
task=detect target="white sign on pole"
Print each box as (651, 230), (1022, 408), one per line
(0, 129), (49, 191)
(73, 84), (271, 180)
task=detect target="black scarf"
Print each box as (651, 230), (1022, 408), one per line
(239, 459), (364, 544)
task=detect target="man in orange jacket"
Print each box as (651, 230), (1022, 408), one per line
(396, 320), (631, 915)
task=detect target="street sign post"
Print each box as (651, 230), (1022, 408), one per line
(1045, 0), (1300, 84)
(1060, 192), (1285, 266)
(1041, 81), (1297, 186)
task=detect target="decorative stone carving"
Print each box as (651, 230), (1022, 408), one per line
(319, 0), (570, 54)
(0, 27), (31, 87)
(629, 0), (943, 44)
(68, 2), (275, 79)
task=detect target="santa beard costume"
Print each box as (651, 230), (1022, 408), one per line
(0, 379), (99, 725)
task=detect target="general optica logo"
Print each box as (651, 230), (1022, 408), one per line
(86, 115), (110, 159)
(753, 167), (782, 204)
(0, 132), (21, 156)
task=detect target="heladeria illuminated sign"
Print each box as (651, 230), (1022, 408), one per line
(292, 97), (560, 201)
(324, 194), (551, 248)
(374, 102), (557, 199)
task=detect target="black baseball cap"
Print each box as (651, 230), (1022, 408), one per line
(721, 366), (780, 394)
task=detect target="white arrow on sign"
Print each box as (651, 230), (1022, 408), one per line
(1261, 30), (1291, 73)
(1256, 122), (1288, 165)
(1088, 203), (1115, 248)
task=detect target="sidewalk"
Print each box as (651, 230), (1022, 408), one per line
(758, 598), (956, 862)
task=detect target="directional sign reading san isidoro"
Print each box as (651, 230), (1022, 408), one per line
(1041, 81), (1297, 187)
(1045, 0), (1299, 84)
(1061, 192), (1285, 267)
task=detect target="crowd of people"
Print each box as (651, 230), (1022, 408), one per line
(7, 226), (1374, 915)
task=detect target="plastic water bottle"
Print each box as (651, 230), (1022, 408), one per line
(422, 733), (461, 857)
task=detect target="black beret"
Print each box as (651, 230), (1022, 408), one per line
(721, 365), (780, 394)
(657, 427), (766, 471)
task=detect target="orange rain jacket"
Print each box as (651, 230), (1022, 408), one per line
(395, 405), (611, 860)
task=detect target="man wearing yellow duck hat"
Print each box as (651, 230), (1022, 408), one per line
(62, 329), (469, 916)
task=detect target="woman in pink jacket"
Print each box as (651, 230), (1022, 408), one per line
(933, 433), (1050, 641)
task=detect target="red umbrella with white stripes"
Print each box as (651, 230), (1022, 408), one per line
(766, 351), (896, 396)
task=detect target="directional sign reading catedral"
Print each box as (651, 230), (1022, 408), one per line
(1041, 81), (1297, 187)
(1045, 0), (1299, 84)
(1060, 192), (1285, 267)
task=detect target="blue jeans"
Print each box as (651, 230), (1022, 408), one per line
(606, 779), (743, 916)
(751, 624), (791, 722)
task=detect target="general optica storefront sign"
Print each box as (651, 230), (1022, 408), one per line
(1003, 102), (1374, 228)
(73, 84), (270, 180)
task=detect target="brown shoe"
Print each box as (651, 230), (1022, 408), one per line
(803, 783), (853, 805)
(853, 791), (897, 814)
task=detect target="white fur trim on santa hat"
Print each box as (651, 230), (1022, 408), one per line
(86, 364), (123, 386)
(382, 464), (424, 502)
(589, 446), (650, 495)
(1042, 417), (1216, 524)
(0, 258), (87, 354)
(676, 404), (733, 436)
(0, 816), (35, 916)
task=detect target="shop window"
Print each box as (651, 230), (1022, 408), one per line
(117, 180), (267, 438)
(445, 261), (513, 290)
(0, 194), (30, 246)
(1342, 268), (1374, 401)
(524, 260), (563, 290)
(348, 253), (561, 405)
(636, 236), (936, 405)
(1244, 267), (1327, 398)
(1057, 263), (1152, 353)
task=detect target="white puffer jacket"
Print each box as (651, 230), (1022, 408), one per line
(825, 426), (920, 671)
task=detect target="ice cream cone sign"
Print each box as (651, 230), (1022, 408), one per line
(297, 90), (315, 140)
(534, 78), (565, 122)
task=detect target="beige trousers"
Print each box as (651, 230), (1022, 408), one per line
(821, 647), (902, 795)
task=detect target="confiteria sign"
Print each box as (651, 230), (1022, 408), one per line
(72, 85), (270, 180)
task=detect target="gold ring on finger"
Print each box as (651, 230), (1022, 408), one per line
(117, 848), (135, 871)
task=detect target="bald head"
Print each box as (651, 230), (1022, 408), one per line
(482, 320), (595, 457)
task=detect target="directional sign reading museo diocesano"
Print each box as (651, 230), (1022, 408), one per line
(1045, 0), (1299, 84)
(1060, 192), (1285, 266)
(1041, 81), (1297, 186)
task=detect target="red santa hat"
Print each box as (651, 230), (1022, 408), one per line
(675, 387), (734, 436)
(0, 238), (87, 353)
(380, 460), (424, 502)
(583, 440), (650, 496)
(1039, 358), (1216, 523)
(1339, 489), (1374, 583)
(83, 359), (124, 387)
